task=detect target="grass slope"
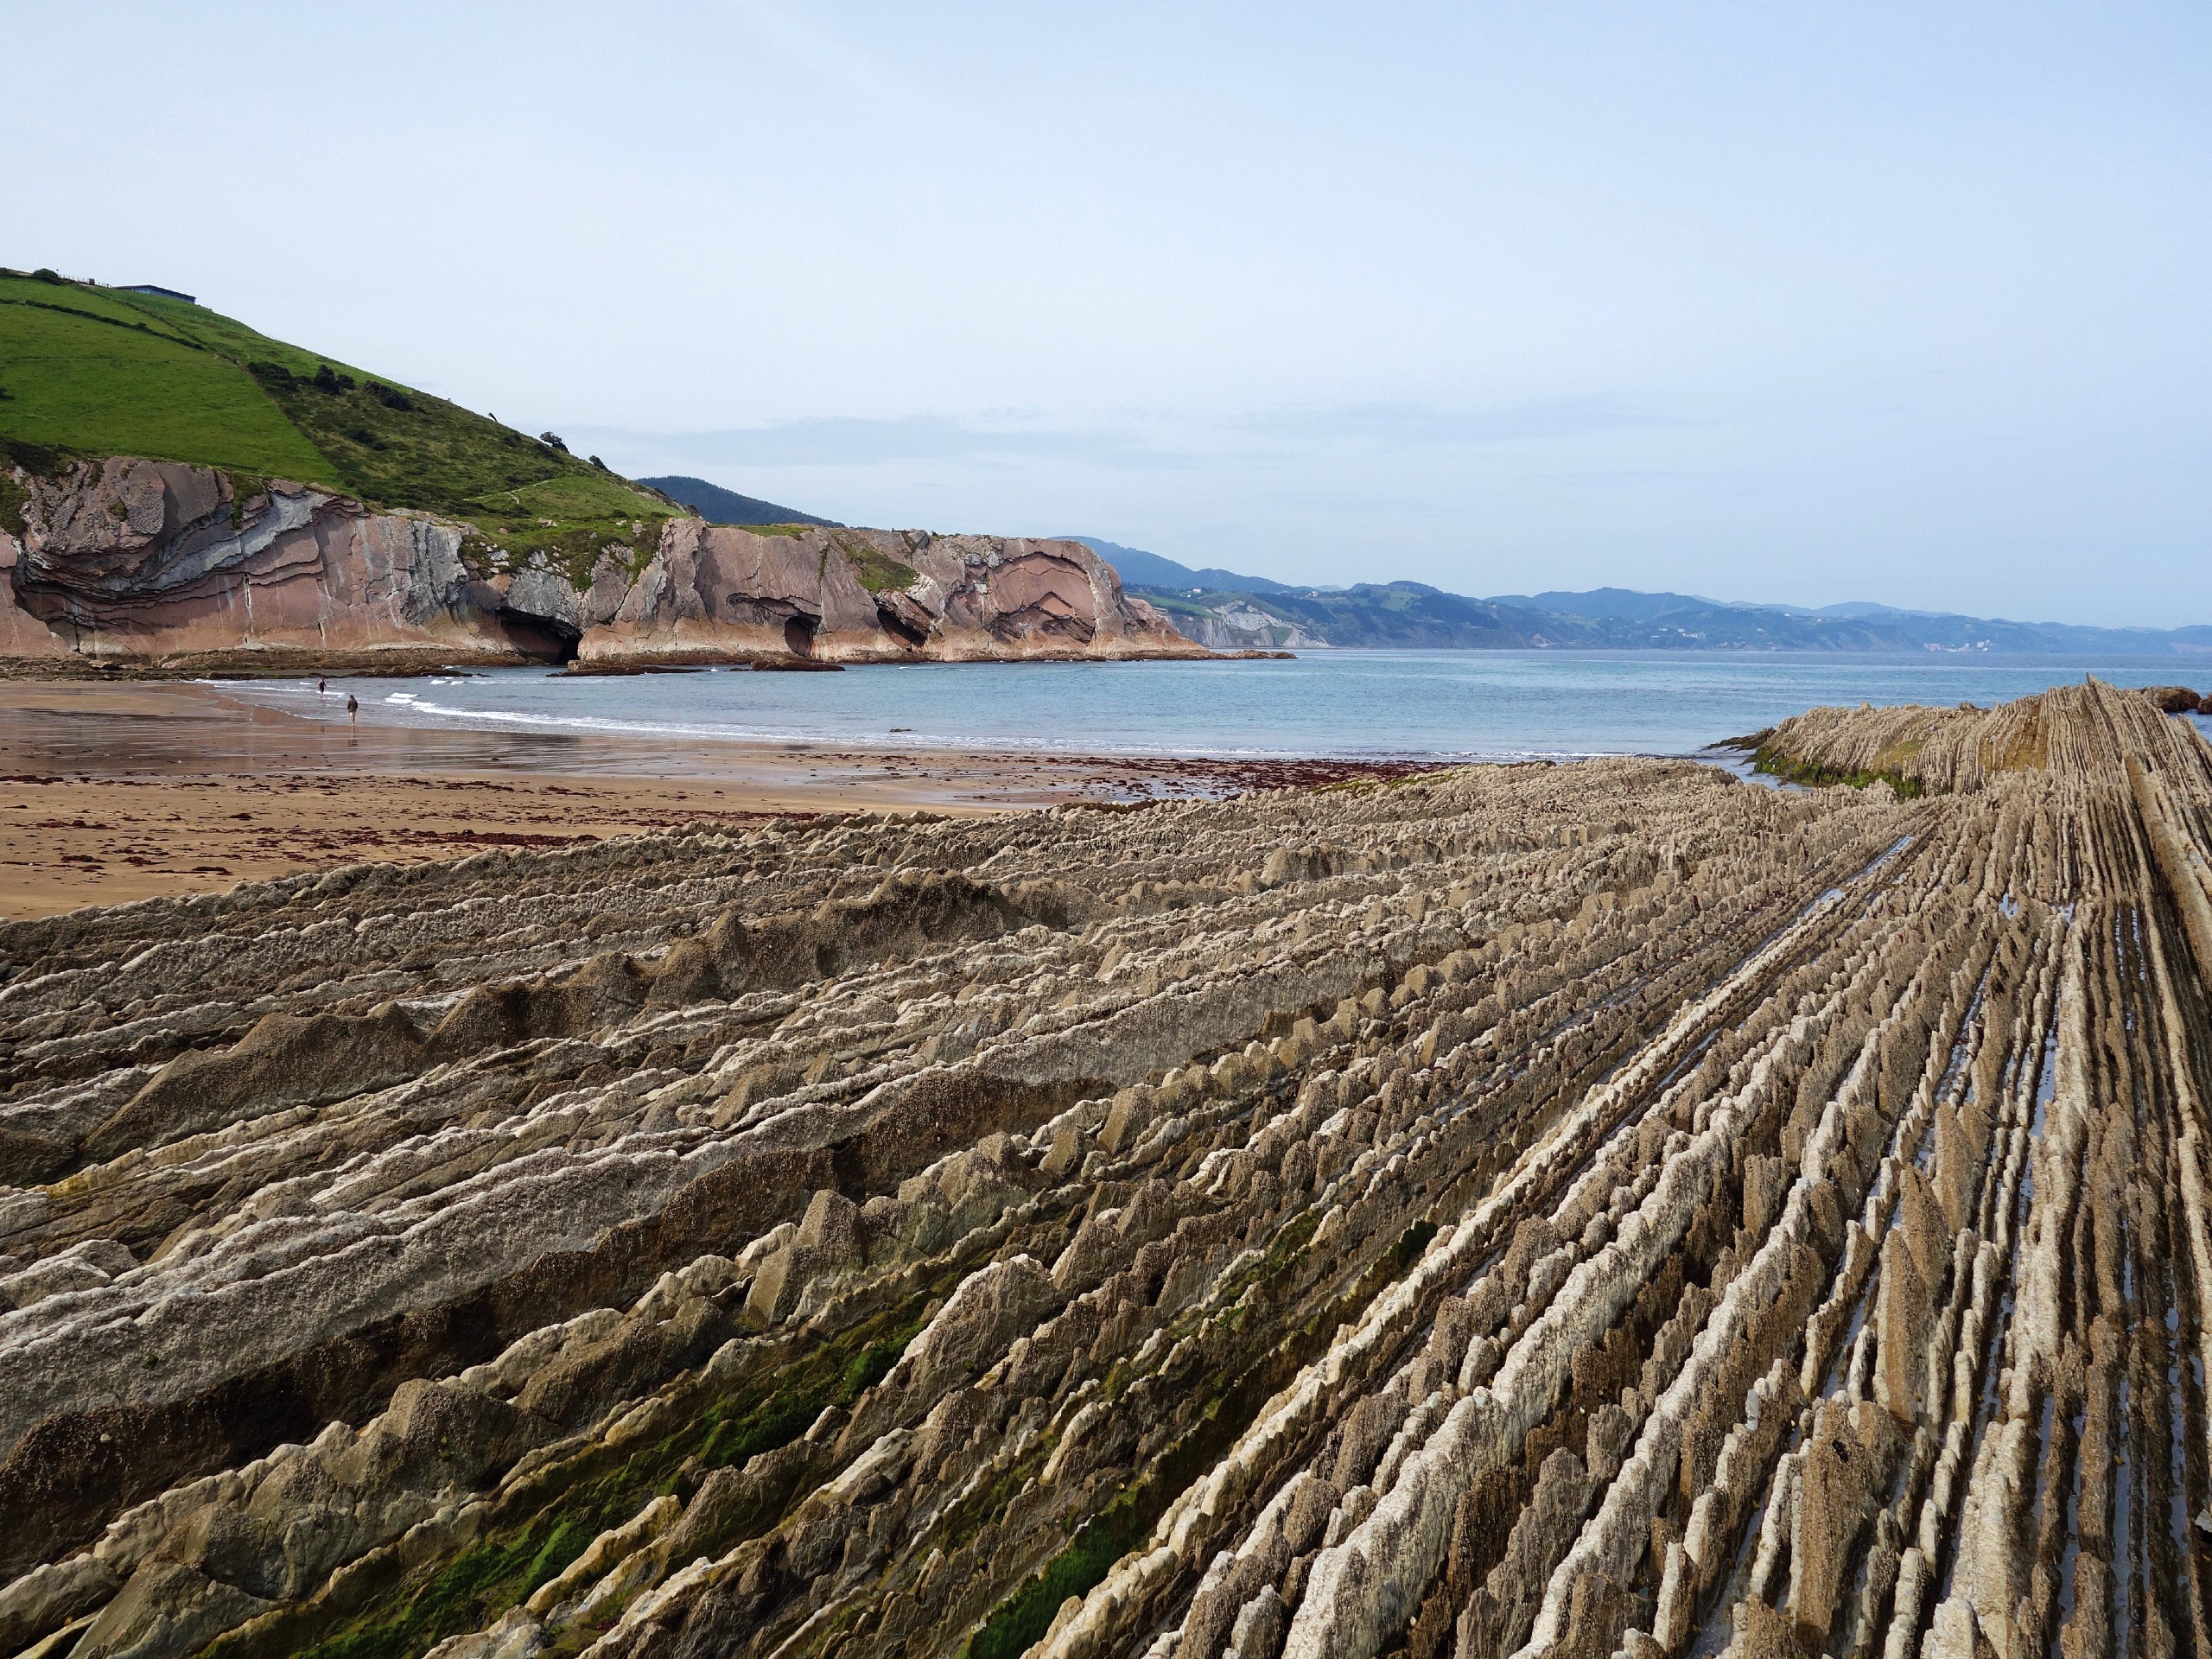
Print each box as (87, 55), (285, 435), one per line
(0, 270), (680, 587)
(0, 286), (333, 480)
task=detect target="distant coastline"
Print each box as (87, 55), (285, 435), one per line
(1065, 541), (2212, 655)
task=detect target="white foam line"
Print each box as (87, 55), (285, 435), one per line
(200, 679), (1693, 766)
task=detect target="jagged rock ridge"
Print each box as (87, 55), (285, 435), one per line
(4, 682), (2212, 1659)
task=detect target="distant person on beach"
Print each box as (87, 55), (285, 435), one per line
(317, 677), (327, 694)
(346, 695), (358, 723)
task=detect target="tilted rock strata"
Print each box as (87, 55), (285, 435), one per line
(0, 457), (1204, 669)
(1142, 601), (1327, 653)
(0, 458), (516, 664)
(5, 682), (2212, 1659)
(573, 521), (1197, 666)
(1751, 680), (2200, 795)
(0, 530), (73, 660)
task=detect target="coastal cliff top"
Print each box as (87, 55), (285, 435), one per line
(0, 269), (683, 578)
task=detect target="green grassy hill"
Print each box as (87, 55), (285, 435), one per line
(0, 269), (683, 584)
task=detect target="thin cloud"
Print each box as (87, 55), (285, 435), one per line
(573, 396), (1688, 476)
(1234, 397), (1691, 448)
(568, 414), (1200, 470)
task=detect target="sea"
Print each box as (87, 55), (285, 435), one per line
(220, 651), (2211, 766)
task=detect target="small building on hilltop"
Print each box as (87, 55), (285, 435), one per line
(118, 284), (196, 303)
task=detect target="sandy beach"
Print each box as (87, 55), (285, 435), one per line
(0, 679), (1437, 919)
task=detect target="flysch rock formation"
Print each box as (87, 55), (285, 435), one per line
(4, 679), (2212, 1659)
(0, 456), (1205, 671)
(569, 518), (1196, 669)
(1143, 603), (1327, 654)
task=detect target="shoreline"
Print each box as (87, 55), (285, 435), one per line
(0, 641), (1249, 683)
(0, 678), (1445, 920)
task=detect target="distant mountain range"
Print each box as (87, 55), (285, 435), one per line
(1069, 542), (2212, 657)
(582, 494), (2205, 656)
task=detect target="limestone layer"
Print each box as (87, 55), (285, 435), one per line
(0, 456), (1203, 669)
(4, 682), (2212, 1659)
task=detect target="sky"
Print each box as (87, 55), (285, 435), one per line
(9, 3), (2209, 625)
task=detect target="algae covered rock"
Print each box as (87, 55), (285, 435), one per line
(4, 683), (2208, 1659)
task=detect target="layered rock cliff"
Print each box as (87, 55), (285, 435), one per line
(1145, 595), (1331, 652)
(0, 457), (1205, 671)
(568, 518), (1199, 667)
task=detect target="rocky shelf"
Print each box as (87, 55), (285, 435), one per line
(3, 680), (2211, 1659)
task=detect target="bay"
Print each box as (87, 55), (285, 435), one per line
(219, 650), (2211, 763)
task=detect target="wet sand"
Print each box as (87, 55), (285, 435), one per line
(0, 681), (1440, 919)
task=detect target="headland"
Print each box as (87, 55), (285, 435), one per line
(0, 272), (1207, 677)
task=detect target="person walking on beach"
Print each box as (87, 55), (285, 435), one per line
(346, 694), (358, 724)
(317, 677), (327, 695)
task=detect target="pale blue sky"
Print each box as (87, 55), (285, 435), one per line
(10, 3), (2209, 623)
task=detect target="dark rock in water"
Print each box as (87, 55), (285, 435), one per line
(563, 661), (716, 675)
(2141, 683), (2202, 713)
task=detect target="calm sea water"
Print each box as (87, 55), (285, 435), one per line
(217, 651), (2212, 763)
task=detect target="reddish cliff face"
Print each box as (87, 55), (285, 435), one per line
(0, 458), (1207, 671)
(0, 457), (529, 667)
(575, 523), (1202, 664)
(0, 534), (71, 660)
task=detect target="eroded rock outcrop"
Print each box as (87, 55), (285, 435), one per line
(0, 457), (1205, 669)
(7, 683), (2212, 1659)
(2, 458), (514, 666)
(575, 520), (1198, 665)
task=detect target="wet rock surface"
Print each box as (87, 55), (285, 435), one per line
(4, 681), (2211, 1659)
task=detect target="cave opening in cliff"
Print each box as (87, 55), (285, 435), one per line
(498, 611), (581, 664)
(784, 613), (821, 658)
(874, 599), (929, 650)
